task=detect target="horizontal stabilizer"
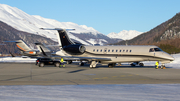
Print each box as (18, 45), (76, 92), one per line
(3, 40), (19, 43)
(40, 28), (75, 31)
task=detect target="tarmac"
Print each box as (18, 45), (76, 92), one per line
(0, 63), (180, 85)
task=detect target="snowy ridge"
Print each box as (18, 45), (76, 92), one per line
(107, 30), (143, 40)
(0, 3), (143, 45)
(0, 4), (102, 45)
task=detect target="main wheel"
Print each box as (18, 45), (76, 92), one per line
(39, 62), (44, 67)
(54, 62), (60, 67)
(108, 64), (113, 68)
(79, 62), (84, 66)
(139, 63), (144, 67)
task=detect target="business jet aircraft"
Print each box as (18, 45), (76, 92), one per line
(41, 28), (174, 68)
(4, 40), (51, 57)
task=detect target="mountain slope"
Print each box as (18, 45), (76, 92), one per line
(0, 21), (58, 54)
(0, 4), (121, 45)
(115, 13), (180, 53)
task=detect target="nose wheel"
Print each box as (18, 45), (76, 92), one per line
(161, 64), (166, 69)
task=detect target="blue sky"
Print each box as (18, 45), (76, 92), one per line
(0, 0), (180, 35)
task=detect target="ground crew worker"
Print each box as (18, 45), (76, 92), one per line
(155, 61), (159, 69)
(60, 57), (65, 67)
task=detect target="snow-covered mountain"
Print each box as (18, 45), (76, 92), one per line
(0, 4), (119, 45)
(107, 30), (143, 40)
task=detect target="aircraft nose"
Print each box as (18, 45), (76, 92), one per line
(168, 55), (175, 61)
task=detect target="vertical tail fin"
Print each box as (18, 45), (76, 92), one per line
(57, 29), (75, 47)
(4, 40), (31, 51)
(40, 28), (75, 47)
(15, 40), (31, 51)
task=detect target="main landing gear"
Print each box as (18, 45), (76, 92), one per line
(89, 61), (98, 69)
(108, 63), (116, 68)
(79, 62), (84, 66)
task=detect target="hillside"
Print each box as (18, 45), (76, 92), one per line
(0, 21), (58, 54)
(115, 13), (180, 53)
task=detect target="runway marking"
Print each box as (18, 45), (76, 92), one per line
(84, 74), (96, 75)
(120, 75), (125, 77)
(94, 78), (100, 80)
(112, 76), (117, 78)
(102, 77), (108, 79)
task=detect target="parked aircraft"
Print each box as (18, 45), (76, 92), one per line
(4, 40), (74, 64)
(41, 28), (174, 68)
(4, 40), (51, 57)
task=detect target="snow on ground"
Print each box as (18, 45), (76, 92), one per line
(0, 56), (36, 63)
(0, 84), (180, 101)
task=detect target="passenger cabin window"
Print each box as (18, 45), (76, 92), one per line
(112, 50), (114, 52)
(97, 49), (98, 52)
(126, 50), (128, 52)
(130, 50), (132, 52)
(108, 50), (110, 52)
(93, 49), (95, 52)
(123, 50), (125, 52)
(100, 49), (102, 52)
(120, 50), (121, 52)
(116, 50), (118, 52)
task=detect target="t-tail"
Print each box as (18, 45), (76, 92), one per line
(15, 40), (31, 51)
(4, 40), (38, 56)
(40, 28), (86, 55)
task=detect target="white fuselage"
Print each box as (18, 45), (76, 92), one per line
(66, 45), (174, 64)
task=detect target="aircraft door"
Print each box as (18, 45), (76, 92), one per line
(104, 48), (107, 54)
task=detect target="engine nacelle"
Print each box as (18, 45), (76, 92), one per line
(23, 51), (37, 55)
(63, 44), (86, 55)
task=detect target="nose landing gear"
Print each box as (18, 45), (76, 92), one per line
(161, 64), (166, 69)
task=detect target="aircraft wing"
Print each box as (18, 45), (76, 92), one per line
(51, 55), (111, 61)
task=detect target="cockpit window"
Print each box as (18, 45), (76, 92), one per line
(154, 48), (162, 51)
(149, 48), (154, 52)
(149, 48), (162, 52)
